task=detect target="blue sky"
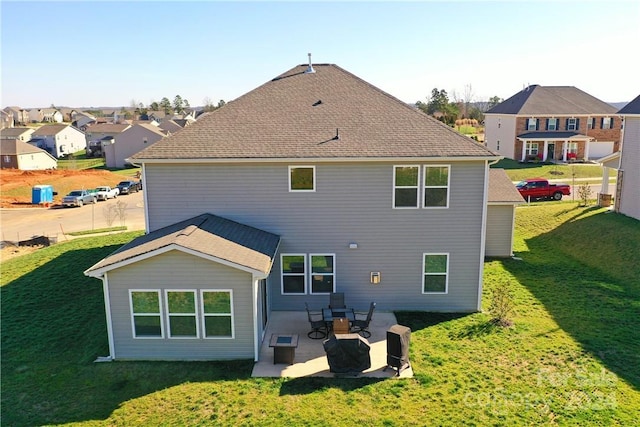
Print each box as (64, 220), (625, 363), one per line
(2, 1), (639, 108)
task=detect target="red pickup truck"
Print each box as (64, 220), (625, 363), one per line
(516, 178), (571, 201)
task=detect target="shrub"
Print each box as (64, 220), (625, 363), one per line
(489, 284), (515, 327)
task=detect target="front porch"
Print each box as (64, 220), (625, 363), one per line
(251, 311), (414, 378)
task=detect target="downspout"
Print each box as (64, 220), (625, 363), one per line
(252, 277), (260, 362)
(477, 158), (502, 312)
(128, 160), (149, 234)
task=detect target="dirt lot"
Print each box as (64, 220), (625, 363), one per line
(0, 169), (133, 208)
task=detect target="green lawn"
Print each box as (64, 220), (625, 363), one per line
(1, 204), (638, 426)
(492, 159), (616, 182)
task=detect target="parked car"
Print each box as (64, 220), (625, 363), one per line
(62, 190), (97, 207)
(92, 186), (119, 201)
(116, 181), (139, 195)
(516, 178), (571, 201)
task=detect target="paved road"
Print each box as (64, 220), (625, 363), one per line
(1, 191), (146, 243)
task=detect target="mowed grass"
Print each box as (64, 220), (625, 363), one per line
(492, 158), (616, 182)
(1, 204), (639, 426)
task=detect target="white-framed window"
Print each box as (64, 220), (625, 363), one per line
(165, 290), (198, 338)
(567, 118), (577, 131)
(130, 290), (163, 338)
(310, 254), (335, 294)
(289, 166), (315, 192)
(527, 118), (538, 131)
(423, 165), (450, 208)
(526, 142), (539, 156)
(601, 117), (612, 130)
(568, 142), (578, 155)
(587, 117), (595, 130)
(3, 155), (10, 163)
(281, 254), (306, 294)
(201, 290), (234, 338)
(422, 253), (449, 294)
(393, 165), (419, 208)
(547, 118), (558, 131)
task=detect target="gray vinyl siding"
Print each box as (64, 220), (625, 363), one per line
(485, 205), (515, 257)
(106, 250), (254, 360)
(619, 117), (640, 221)
(144, 161), (487, 312)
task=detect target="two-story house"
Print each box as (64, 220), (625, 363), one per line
(485, 85), (621, 162)
(615, 95), (640, 220)
(2, 106), (30, 126)
(0, 127), (35, 142)
(84, 62), (510, 362)
(29, 124), (86, 158)
(84, 123), (131, 157)
(103, 123), (167, 168)
(1, 139), (58, 170)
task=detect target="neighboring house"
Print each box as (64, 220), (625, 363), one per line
(29, 124), (86, 158)
(103, 123), (167, 168)
(3, 106), (30, 125)
(58, 108), (77, 122)
(158, 119), (183, 134)
(85, 62), (504, 362)
(485, 85), (621, 162)
(1, 139), (58, 170)
(614, 95), (640, 220)
(72, 111), (97, 130)
(486, 169), (525, 257)
(84, 123), (131, 157)
(28, 108), (63, 123)
(0, 127), (35, 142)
(1, 110), (14, 129)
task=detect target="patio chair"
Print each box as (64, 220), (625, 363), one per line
(329, 292), (346, 309)
(305, 302), (328, 339)
(351, 302), (376, 338)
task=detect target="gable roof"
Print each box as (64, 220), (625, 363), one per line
(0, 139), (57, 160)
(618, 94), (640, 115)
(0, 127), (34, 138)
(488, 169), (524, 204)
(84, 213), (281, 277)
(31, 124), (72, 136)
(85, 123), (130, 133)
(486, 85), (618, 116)
(122, 123), (168, 138)
(131, 63), (498, 162)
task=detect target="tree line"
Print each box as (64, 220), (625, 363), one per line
(415, 86), (503, 127)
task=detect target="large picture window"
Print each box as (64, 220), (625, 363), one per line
(201, 290), (233, 338)
(289, 166), (315, 191)
(130, 290), (163, 338)
(393, 166), (419, 208)
(281, 254), (306, 294)
(310, 254), (335, 294)
(423, 166), (449, 208)
(165, 290), (198, 338)
(423, 253), (449, 294)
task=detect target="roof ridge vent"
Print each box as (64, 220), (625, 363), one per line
(304, 53), (315, 74)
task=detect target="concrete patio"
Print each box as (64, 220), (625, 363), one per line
(251, 310), (413, 378)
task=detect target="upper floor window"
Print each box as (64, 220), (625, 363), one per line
(423, 165), (450, 208)
(289, 166), (315, 192)
(422, 253), (449, 294)
(601, 117), (613, 129)
(527, 118), (538, 131)
(393, 166), (419, 208)
(587, 117), (595, 130)
(566, 118), (578, 131)
(546, 118), (558, 131)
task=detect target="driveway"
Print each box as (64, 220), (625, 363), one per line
(1, 191), (146, 243)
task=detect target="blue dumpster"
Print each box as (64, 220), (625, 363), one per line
(32, 185), (54, 205)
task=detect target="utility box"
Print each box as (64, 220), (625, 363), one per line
(32, 185), (54, 205)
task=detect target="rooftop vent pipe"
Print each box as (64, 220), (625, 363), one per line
(304, 53), (315, 74)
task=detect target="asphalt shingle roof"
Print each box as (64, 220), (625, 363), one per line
(488, 169), (524, 204)
(85, 214), (281, 275)
(131, 64), (498, 161)
(0, 127), (33, 138)
(85, 123), (130, 133)
(486, 85), (618, 116)
(618, 94), (640, 114)
(31, 124), (70, 136)
(0, 139), (51, 156)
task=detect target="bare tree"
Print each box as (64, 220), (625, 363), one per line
(115, 201), (127, 226)
(103, 205), (118, 227)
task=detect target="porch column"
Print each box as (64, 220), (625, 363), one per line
(543, 141), (549, 162)
(584, 139), (591, 161)
(562, 140), (568, 162)
(521, 140), (527, 162)
(601, 166), (610, 194)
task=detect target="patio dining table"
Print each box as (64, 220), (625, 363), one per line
(322, 308), (355, 323)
